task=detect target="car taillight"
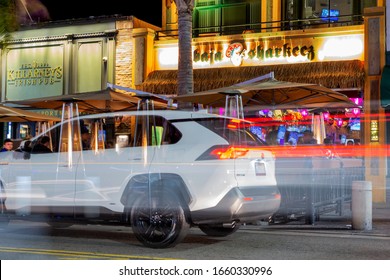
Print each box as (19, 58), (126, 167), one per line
(196, 145), (253, 160)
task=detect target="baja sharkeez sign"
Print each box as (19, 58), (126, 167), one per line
(156, 33), (364, 69)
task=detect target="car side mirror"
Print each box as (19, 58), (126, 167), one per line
(20, 140), (32, 159)
(23, 151), (31, 160)
(12, 150), (30, 160)
(21, 141), (32, 152)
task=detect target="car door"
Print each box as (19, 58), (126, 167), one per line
(73, 113), (156, 216)
(5, 122), (77, 215)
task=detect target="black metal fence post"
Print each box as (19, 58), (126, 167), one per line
(305, 157), (315, 225)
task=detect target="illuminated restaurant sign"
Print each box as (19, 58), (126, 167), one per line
(6, 46), (64, 101)
(193, 42), (315, 66)
(156, 34), (364, 69)
(7, 61), (63, 87)
(370, 120), (379, 142)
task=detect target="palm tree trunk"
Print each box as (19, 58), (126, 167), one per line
(174, 0), (194, 110)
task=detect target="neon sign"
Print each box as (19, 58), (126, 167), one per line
(193, 42), (315, 67)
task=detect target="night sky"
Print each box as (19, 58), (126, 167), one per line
(39, 0), (162, 27)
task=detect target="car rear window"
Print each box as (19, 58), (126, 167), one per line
(194, 118), (267, 146)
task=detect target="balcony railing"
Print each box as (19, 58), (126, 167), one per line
(155, 14), (363, 40)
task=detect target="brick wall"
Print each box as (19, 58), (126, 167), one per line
(115, 21), (134, 87)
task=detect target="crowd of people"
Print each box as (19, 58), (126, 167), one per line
(0, 136), (53, 154)
(263, 119), (354, 147)
(1, 119), (93, 154)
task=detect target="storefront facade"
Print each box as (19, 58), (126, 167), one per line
(148, 2), (368, 145)
(0, 16), (158, 141)
(147, 0), (386, 202)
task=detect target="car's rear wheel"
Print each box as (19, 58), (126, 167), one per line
(130, 189), (189, 248)
(199, 223), (240, 237)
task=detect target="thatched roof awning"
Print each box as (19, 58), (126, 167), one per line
(141, 60), (365, 95)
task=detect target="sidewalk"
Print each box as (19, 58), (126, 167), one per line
(321, 179), (390, 236)
(257, 199), (390, 237)
(370, 201), (390, 235)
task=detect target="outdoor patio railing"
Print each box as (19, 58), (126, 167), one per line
(271, 155), (364, 224)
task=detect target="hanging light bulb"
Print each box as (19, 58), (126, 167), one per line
(323, 112), (330, 120)
(352, 108), (360, 116)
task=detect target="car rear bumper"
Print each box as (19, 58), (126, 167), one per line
(191, 186), (281, 225)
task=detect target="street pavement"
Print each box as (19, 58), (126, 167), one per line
(250, 194), (390, 237)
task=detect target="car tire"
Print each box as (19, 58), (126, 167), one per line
(199, 223), (240, 237)
(130, 189), (189, 249)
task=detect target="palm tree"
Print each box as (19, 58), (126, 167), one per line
(0, 0), (18, 41)
(173, 0), (194, 110)
(1, 0), (50, 41)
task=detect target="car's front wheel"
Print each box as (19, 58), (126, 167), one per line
(199, 223), (240, 237)
(130, 190), (189, 248)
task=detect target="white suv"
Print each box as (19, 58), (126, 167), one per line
(0, 110), (280, 248)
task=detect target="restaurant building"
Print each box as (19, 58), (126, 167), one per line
(143, 0), (386, 202)
(0, 0), (388, 202)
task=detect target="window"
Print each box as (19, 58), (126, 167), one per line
(282, 0), (367, 30)
(131, 115), (182, 147)
(29, 123), (61, 154)
(26, 114), (182, 156)
(195, 117), (266, 146)
(193, 0), (261, 36)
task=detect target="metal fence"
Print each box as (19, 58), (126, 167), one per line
(271, 156), (364, 224)
(156, 14), (363, 40)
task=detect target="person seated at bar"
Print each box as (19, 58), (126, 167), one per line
(31, 136), (52, 154)
(81, 126), (91, 150)
(323, 137), (333, 146)
(300, 131), (317, 145)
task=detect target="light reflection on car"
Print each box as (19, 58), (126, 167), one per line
(0, 110), (280, 248)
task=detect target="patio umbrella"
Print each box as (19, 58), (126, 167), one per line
(171, 74), (358, 111)
(10, 87), (168, 113)
(0, 104), (60, 122)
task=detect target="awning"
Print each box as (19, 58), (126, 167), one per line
(9, 87), (168, 113)
(0, 104), (60, 122)
(380, 65), (390, 107)
(141, 60), (365, 95)
(172, 74), (358, 111)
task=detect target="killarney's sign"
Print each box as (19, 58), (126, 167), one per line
(6, 46), (64, 101)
